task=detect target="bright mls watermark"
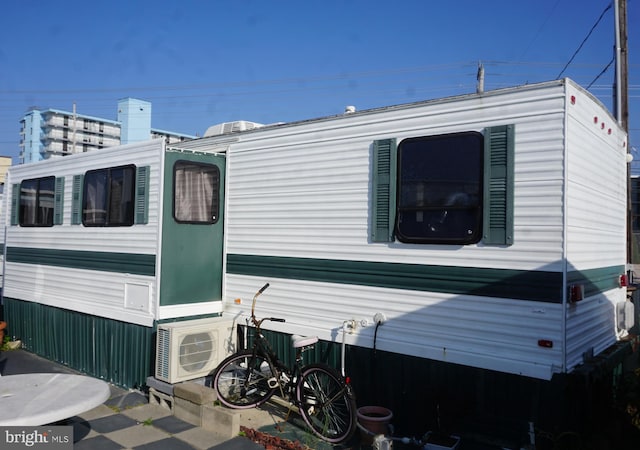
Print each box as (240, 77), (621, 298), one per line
(0, 427), (72, 449)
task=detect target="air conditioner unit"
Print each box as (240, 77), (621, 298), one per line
(155, 317), (236, 384)
(203, 120), (264, 137)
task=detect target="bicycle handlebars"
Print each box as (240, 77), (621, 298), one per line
(250, 283), (286, 327)
(251, 283), (270, 318)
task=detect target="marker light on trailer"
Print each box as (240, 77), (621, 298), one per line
(569, 284), (584, 303)
(619, 274), (628, 287)
(538, 340), (553, 348)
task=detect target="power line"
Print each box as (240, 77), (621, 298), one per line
(0, 60), (634, 131)
(3, 60), (633, 99)
(587, 57), (615, 88)
(556, 2), (613, 79)
(519, 0), (562, 60)
(0, 63), (473, 96)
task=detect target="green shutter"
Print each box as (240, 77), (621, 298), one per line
(371, 138), (397, 242)
(54, 177), (65, 225)
(10, 183), (19, 226)
(71, 175), (84, 225)
(483, 125), (515, 245)
(135, 166), (150, 224)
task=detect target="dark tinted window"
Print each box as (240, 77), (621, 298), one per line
(83, 165), (135, 226)
(19, 176), (55, 227)
(396, 132), (483, 244)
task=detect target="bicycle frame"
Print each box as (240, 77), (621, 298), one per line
(214, 282), (357, 444)
(243, 314), (314, 407)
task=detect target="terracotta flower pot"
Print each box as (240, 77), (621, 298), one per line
(0, 321), (6, 344)
(357, 405), (393, 445)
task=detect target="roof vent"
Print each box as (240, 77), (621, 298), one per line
(344, 106), (356, 114)
(204, 120), (264, 137)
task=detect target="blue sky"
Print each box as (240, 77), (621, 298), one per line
(1, 0), (638, 166)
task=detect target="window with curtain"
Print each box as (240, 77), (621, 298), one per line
(173, 161), (219, 224)
(19, 176), (55, 226)
(82, 165), (135, 226)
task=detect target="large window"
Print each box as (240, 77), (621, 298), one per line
(396, 132), (484, 244)
(173, 161), (220, 224)
(83, 165), (135, 226)
(371, 126), (514, 246)
(19, 176), (55, 227)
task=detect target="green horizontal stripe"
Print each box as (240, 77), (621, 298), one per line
(567, 265), (625, 297)
(6, 247), (156, 276)
(4, 247), (621, 302)
(227, 254), (624, 304)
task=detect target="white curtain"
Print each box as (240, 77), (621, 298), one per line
(84, 174), (107, 224)
(174, 165), (215, 222)
(20, 184), (37, 224)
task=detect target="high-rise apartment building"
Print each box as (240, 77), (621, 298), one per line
(19, 98), (195, 164)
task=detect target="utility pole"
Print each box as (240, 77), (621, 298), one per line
(476, 61), (484, 94)
(72, 102), (77, 155)
(619, 0), (629, 133)
(615, 0), (633, 265)
(614, 0), (629, 132)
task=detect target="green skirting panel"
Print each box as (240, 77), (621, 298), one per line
(3, 298), (154, 389)
(240, 327), (633, 441)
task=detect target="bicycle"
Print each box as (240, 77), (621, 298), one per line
(212, 283), (357, 444)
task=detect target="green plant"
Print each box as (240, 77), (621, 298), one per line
(300, 429), (317, 449)
(614, 368), (640, 423)
(1, 336), (11, 351)
(622, 368), (640, 431)
(142, 417), (153, 426)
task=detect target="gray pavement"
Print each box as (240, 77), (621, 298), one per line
(0, 349), (342, 450)
(0, 349), (514, 449)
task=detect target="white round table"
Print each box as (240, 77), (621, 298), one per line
(0, 373), (111, 426)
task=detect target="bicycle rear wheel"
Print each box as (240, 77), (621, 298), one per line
(213, 350), (277, 409)
(296, 363), (357, 444)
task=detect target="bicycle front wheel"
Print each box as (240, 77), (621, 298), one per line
(296, 363), (357, 444)
(213, 350), (277, 409)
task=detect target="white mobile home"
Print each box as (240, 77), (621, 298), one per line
(1, 78), (635, 441)
(180, 77), (635, 437)
(1, 139), (228, 387)
(182, 77), (631, 378)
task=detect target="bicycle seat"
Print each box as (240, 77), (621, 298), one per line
(291, 335), (318, 348)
